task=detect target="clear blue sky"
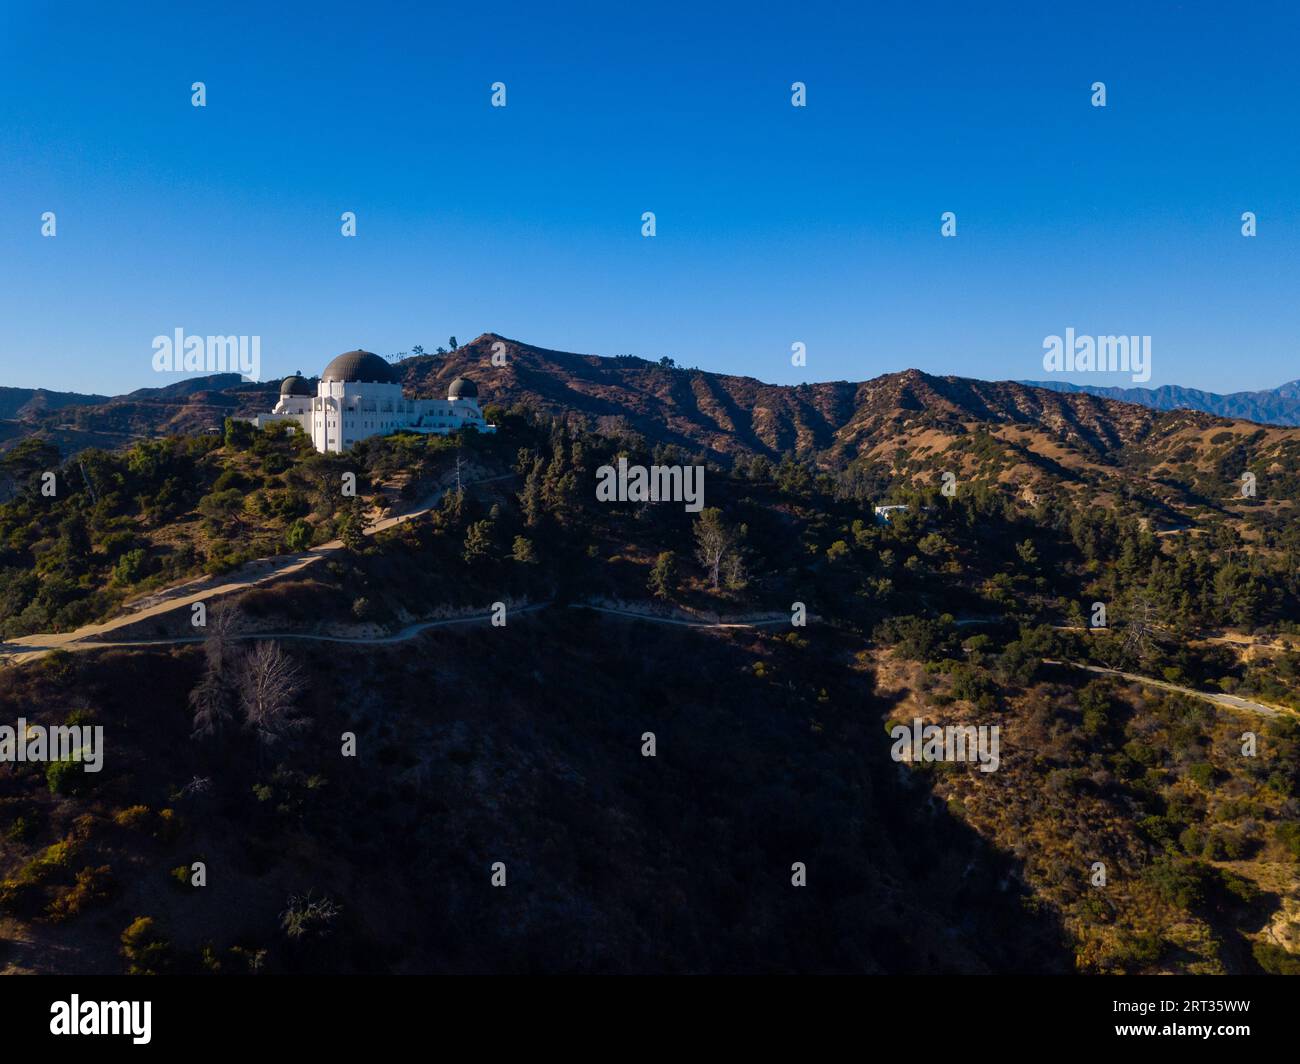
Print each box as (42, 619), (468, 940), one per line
(2, 0), (1298, 395)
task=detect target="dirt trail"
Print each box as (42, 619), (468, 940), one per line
(1044, 660), (1297, 720)
(0, 597), (796, 668)
(569, 603), (791, 629)
(0, 474), (516, 666)
(6, 546), (1293, 727)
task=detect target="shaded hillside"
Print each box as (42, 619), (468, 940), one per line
(0, 615), (1071, 975)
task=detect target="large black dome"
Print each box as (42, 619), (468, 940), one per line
(321, 350), (397, 384)
(448, 376), (479, 398)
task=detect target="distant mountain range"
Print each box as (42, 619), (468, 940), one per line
(0, 373), (268, 452)
(0, 385), (109, 420)
(1020, 378), (1300, 427)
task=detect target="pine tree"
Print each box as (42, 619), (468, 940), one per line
(463, 519), (494, 564)
(519, 458), (545, 527)
(339, 512), (367, 552)
(512, 535), (538, 564)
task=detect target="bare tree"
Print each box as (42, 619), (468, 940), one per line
(238, 640), (306, 751)
(176, 776), (213, 799)
(206, 601), (244, 665)
(280, 892), (342, 940)
(1122, 595), (1161, 662)
(190, 603), (244, 741)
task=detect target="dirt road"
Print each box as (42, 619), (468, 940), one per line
(0, 474), (517, 666)
(1045, 659), (1297, 720)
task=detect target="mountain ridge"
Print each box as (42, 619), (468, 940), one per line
(14, 335), (1299, 437)
(1021, 377), (1300, 427)
(401, 334), (1264, 478)
(7, 336), (1300, 507)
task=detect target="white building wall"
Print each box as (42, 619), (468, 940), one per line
(274, 379), (495, 454)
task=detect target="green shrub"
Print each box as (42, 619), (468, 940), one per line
(111, 548), (150, 586)
(285, 518), (312, 551)
(4, 815), (36, 843)
(1102, 931), (1164, 973)
(1143, 858), (1206, 910)
(1276, 821), (1300, 859)
(213, 468), (254, 493)
(1253, 941), (1300, 974)
(113, 805), (152, 829)
(47, 865), (115, 923)
(1178, 825), (1205, 855)
(121, 916), (172, 975)
(0, 838), (80, 915)
(47, 755), (94, 795)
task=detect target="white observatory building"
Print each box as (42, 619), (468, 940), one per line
(250, 349), (494, 453)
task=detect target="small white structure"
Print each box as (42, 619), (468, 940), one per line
(874, 504), (909, 524)
(250, 350), (495, 454)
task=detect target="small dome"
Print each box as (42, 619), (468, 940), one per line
(322, 350), (397, 384)
(280, 374), (312, 396)
(448, 376), (479, 399)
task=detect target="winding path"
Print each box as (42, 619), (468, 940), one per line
(0, 599), (790, 671)
(1043, 659), (1297, 720)
(569, 603), (791, 629)
(4, 535), (1294, 725)
(0, 473), (517, 666)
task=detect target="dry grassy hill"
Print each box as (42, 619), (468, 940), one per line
(12, 334), (1300, 537)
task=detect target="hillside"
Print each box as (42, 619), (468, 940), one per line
(0, 386), (110, 421)
(413, 335), (1300, 531)
(1, 375), (275, 456)
(3, 335), (1299, 596)
(410, 334), (1193, 463)
(16, 338), (1300, 536)
(2, 409), (1299, 974)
